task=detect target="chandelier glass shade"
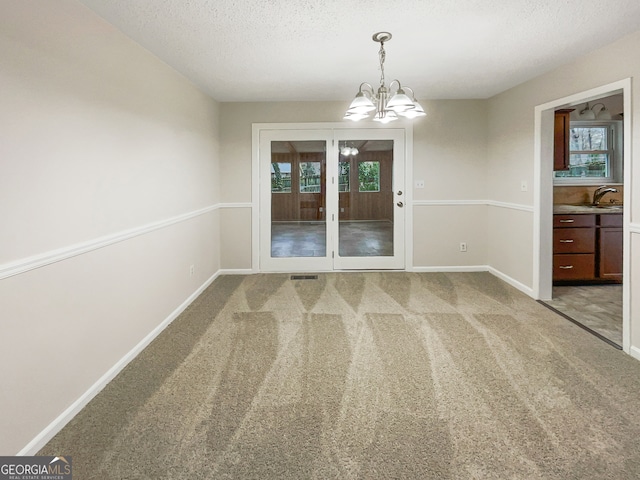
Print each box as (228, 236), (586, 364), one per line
(339, 143), (359, 156)
(578, 102), (612, 120)
(344, 32), (426, 123)
(578, 102), (611, 120)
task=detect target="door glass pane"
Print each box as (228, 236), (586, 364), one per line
(270, 141), (326, 257)
(338, 140), (393, 257)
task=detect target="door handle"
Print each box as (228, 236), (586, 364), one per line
(397, 190), (403, 196)
(397, 201), (404, 207)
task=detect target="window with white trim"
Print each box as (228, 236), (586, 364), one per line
(554, 121), (622, 184)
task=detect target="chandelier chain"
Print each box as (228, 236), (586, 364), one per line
(378, 42), (386, 87)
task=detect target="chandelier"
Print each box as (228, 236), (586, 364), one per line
(339, 142), (359, 156)
(344, 32), (426, 123)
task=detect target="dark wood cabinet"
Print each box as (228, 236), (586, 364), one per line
(554, 109), (574, 171)
(553, 214), (595, 280)
(553, 212), (622, 283)
(599, 214), (623, 281)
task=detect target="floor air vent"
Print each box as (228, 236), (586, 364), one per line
(290, 275), (318, 280)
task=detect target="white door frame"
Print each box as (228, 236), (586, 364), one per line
(251, 122), (413, 273)
(533, 78), (632, 353)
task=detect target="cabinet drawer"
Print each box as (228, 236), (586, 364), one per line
(553, 254), (595, 280)
(553, 214), (595, 228)
(553, 227), (595, 253)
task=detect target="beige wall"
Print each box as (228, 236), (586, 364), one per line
(0, 1), (221, 454)
(413, 205), (488, 267)
(413, 100), (488, 201)
(219, 99), (490, 270)
(486, 30), (640, 347)
(220, 208), (252, 270)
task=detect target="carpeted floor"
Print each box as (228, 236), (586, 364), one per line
(39, 272), (640, 479)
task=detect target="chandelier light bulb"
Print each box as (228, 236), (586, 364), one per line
(340, 144), (360, 156)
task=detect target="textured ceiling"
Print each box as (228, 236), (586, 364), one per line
(77, 0), (640, 102)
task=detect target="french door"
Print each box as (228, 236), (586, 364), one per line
(259, 128), (406, 271)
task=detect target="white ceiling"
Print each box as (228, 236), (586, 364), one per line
(77, 0), (640, 102)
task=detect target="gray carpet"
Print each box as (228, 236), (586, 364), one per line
(39, 273), (640, 479)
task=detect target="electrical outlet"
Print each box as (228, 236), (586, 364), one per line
(415, 180), (425, 189)
(460, 242), (467, 252)
(190, 265), (194, 277)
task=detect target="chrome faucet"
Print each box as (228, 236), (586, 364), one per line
(592, 185), (618, 205)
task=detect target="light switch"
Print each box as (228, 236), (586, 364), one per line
(520, 181), (528, 192)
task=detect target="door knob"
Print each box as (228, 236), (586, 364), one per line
(397, 190), (403, 195)
(397, 201), (404, 207)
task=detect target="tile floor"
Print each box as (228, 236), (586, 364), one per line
(544, 285), (623, 346)
(338, 220), (393, 257)
(271, 222), (326, 257)
(271, 220), (393, 257)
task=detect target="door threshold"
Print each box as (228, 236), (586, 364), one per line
(537, 300), (622, 350)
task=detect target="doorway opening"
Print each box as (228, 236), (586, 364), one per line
(534, 79), (631, 353)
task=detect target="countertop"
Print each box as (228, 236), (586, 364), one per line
(554, 204), (623, 215)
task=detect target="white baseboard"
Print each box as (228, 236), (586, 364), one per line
(218, 268), (254, 275)
(487, 266), (535, 297)
(411, 265), (489, 273)
(17, 270), (221, 456)
(630, 346), (640, 361)
(411, 265), (534, 298)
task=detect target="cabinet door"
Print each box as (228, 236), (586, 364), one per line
(553, 109), (573, 171)
(599, 227), (623, 281)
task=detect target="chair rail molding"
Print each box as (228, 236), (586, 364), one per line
(0, 203), (231, 280)
(412, 199), (533, 212)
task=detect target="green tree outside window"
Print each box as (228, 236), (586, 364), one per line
(358, 161), (380, 192)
